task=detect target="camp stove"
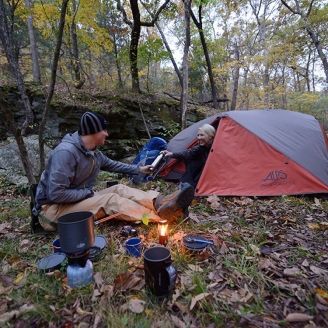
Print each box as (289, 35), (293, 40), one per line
(58, 211), (95, 288)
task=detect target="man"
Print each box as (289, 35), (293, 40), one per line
(34, 112), (194, 231)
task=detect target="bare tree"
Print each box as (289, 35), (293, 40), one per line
(281, 0), (328, 84)
(117, 0), (170, 92)
(230, 42), (240, 110)
(190, 2), (218, 108)
(38, 0), (70, 173)
(25, 0), (41, 83)
(180, 0), (191, 129)
(0, 0), (36, 183)
(69, 0), (85, 89)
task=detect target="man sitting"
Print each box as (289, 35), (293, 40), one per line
(34, 112), (194, 231)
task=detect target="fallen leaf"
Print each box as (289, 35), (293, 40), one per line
(249, 244), (260, 255)
(0, 304), (35, 324)
(310, 265), (328, 275)
(170, 314), (186, 328)
(19, 239), (30, 247)
(188, 264), (203, 272)
(0, 222), (11, 234)
(172, 231), (186, 242)
(75, 306), (92, 316)
(93, 272), (103, 289)
(114, 271), (143, 292)
(91, 289), (102, 302)
(314, 198), (321, 206)
(307, 223), (320, 230)
(285, 313), (313, 322)
(258, 258), (276, 270)
(188, 212), (200, 223)
(121, 298), (145, 314)
(141, 214), (149, 225)
(315, 288), (328, 302)
(301, 259), (309, 267)
(190, 293), (210, 310)
(206, 195), (221, 210)
(14, 272), (26, 285)
(219, 242), (229, 254)
(283, 267), (301, 277)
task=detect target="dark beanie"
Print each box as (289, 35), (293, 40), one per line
(79, 112), (108, 135)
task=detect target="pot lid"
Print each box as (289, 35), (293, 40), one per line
(183, 234), (210, 251)
(37, 253), (67, 272)
(94, 235), (107, 250)
(88, 235), (107, 262)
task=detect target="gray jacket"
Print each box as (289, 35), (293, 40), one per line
(35, 132), (139, 207)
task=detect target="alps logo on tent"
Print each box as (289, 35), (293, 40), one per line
(262, 170), (288, 186)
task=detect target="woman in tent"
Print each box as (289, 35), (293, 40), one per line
(162, 123), (216, 189)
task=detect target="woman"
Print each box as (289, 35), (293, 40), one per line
(162, 123), (216, 188)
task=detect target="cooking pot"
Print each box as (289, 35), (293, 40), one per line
(58, 211), (95, 255)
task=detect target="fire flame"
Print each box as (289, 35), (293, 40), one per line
(159, 224), (168, 236)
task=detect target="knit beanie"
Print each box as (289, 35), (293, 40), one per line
(79, 112), (108, 135)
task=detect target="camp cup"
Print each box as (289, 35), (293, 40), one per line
(58, 211), (95, 255)
(52, 238), (61, 253)
(143, 246), (177, 297)
(125, 237), (142, 257)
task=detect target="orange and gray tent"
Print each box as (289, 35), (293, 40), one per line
(160, 110), (328, 196)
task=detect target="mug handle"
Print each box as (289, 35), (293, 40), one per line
(165, 265), (177, 291)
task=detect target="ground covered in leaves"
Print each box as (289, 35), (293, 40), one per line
(0, 179), (328, 328)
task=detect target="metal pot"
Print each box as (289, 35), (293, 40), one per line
(58, 211), (95, 255)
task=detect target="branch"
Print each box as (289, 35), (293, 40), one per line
(280, 0), (299, 14)
(190, 6), (200, 28)
(141, 0), (170, 26)
(306, 0), (314, 17)
(117, 0), (132, 27)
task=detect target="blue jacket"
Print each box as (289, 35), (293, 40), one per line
(35, 132), (139, 207)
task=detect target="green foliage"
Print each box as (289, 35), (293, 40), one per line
(160, 120), (180, 138)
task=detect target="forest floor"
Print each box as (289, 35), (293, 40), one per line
(0, 176), (328, 328)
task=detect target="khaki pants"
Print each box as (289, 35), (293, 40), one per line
(39, 184), (160, 231)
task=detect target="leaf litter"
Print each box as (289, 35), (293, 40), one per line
(0, 189), (328, 327)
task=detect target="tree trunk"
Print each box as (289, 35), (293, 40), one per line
(38, 0), (70, 174)
(70, 0), (84, 88)
(129, 0), (141, 92)
(305, 25), (328, 84)
(190, 5), (218, 108)
(0, 0), (34, 134)
(0, 0), (36, 184)
(25, 0), (41, 83)
(230, 43), (240, 111)
(180, 0), (191, 129)
(112, 32), (123, 88)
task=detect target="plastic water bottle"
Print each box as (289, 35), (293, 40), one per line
(67, 259), (93, 288)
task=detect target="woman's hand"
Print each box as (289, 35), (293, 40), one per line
(161, 150), (173, 157)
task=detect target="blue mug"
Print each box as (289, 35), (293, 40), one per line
(125, 237), (142, 257)
(52, 238), (61, 253)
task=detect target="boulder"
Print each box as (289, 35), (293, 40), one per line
(0, 135), (50, 186)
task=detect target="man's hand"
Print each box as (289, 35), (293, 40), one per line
(139, 165), (153, 174)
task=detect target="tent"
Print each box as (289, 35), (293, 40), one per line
(160, 109), (328, 196)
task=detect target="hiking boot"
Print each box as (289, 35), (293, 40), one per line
(154, 184), (194, 222)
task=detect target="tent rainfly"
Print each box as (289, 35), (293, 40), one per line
(161, 110), (328, 196)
